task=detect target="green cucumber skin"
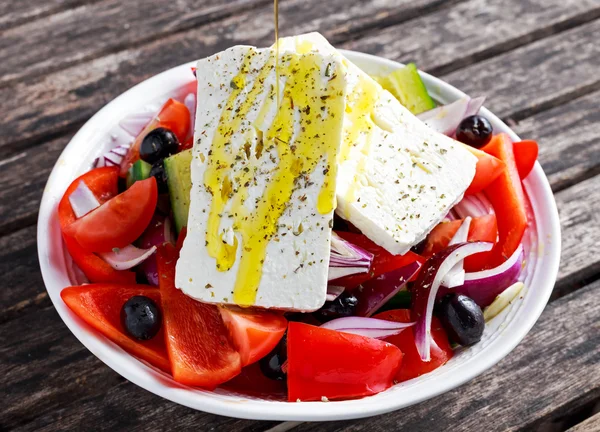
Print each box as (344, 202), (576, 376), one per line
(164, 149), (192, 233)
(126, 159), (152, 188)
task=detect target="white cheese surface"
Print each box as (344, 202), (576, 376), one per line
(176, 45), (347, 311)
(278, 33), (478, 255)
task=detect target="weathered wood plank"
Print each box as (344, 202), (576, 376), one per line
(2, 0), (599, 155)
(0, 225), (49, 324)
(0, 309), (272, 431)
(0, 0), (98, 32)
(290, 279), (600, 432)
(5, 263), (599, 431)
(567, 411), (600, 432)
(0, 0), (452, 88)
(514, 91), (600, 192)
(438, 20), (600, 121)
(0, 0), (267, 86)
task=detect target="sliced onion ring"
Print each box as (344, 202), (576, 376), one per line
(321, 316), (415, 339)
(412, 241), (493, 361)
(328, 232), (374, 281)
(451, 245), (524, 308)
(442, 217), (472, 288)
(99, 244), (157, 271)
(68, 181), (100, 218)
(418, 97), (469, 136)
(355, 261), (421, 317)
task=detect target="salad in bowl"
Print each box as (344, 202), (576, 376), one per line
(42, 32), (556, 414)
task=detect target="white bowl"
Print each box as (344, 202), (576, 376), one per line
(38, 50), (561, 421)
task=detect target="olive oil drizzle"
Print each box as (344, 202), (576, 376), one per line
(204, 51), (346, 305)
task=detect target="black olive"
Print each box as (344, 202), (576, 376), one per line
(456, 115), (493, 149)
(150, 160), (169, 194)
(139, 127), (179, 164)
(313, 292), (358, 323)
(259, 333), (287, 381)
(120, 296), (161, 340)
(438, 294), (484, 346)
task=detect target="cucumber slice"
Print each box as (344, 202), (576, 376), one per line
(164, 149), (192, 233)
(126, 159), (152, 189)
(380, 63), (436, 115)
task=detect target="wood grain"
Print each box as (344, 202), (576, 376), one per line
(342, 0), (600, 76)
(0, 0), (267, 86)
(514, 90), (600, 192)
(2, 0), (599, 155)
(0, 0), (99, 32)
(568, 412), (600, 432)
(0, 0), (453, 87)
(440, 19), (600, 121)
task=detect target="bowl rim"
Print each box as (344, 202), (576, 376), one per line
(37, 49), (561, 421)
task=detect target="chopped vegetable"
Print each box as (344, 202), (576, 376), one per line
(68, 180), (100, 218)
(481, 133), (528, 267)
(354, 261), (421, 317)
(61, 284), (170, 371)
(333, 232), (424, 288)
(373, 309), (453, 382)
(287, 322), (402, 401)
(412, 242), (493, 361)
(99, 244), (156, 271)
(483, 281), (525, 321)
(328, 232), (374, 281)
(64, 177), (158, 253)
(157, 243), (241, 388)
(320, 316), (414, 339)
(463, 145), (506, 196)
(513, 140), (539, 179)
(380, 63), (436, 115)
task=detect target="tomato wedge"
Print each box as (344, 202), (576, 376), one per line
(64, 177), (158, 253)
(463, 214), (498, 271)
(58, 167), (135, 284)
(373, 309), (453, 382)
(482, 134), (528, 267)
(120, 99), (191, 176)
(219, 306), (287, 367)
(333, 231), (424, 288)
(513, 139), (538, 179)
(422, 220), (462, 258)
(157, 243), (241, 388)
(61, 284), (170, 371)
(463, 145), (506, 196)
(287, 322), (403, 401)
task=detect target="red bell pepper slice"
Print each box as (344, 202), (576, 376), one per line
(157, 243), (241, 389)
(463, 145), (505, 196)
(61, 284), (170, 372)
(513, 139), (539, 179)
(373, 309), (453, 382)
(287, 322), (403, 401)
(58, 167), (136, 284)
(333, 231), (424, 288)
(482, 134), (528, 267)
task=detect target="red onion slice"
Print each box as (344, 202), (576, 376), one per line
(321, 316), (414, 339)
(68, 181), (100, 218)
(412, 242), (493, 361)
(454, 193), (494, 218)
(451, 245), (524, 307)
(95, 143), (131, 168)
(442, 217), (472, 288)
(184, 93), (196, 135)
(119, 112), (155, 137)
(355, 261), (421, 317)
(464, 96), (486, 118)
(418, 97), (470, 136)
(328, 232), (374, 281)
(99, 244), (157, 271)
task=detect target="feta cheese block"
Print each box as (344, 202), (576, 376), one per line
(278, 33), (478, 255)
(176, 45), (348, 310)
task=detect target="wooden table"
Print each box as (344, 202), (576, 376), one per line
(2, 0), (599, 430)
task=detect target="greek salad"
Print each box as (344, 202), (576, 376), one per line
(58, 33), (538, 402)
